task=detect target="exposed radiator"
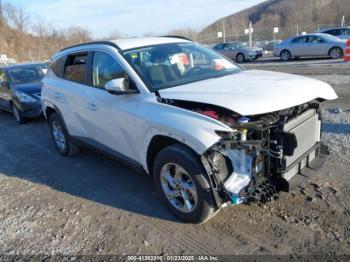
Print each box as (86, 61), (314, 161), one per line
(282, 109), (321, 180)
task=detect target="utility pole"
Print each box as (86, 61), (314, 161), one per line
(249, 21), (253, 49)
(222, 21), (226, 43)
(297, 25), (299, 36)
(342, 16), (345, 27)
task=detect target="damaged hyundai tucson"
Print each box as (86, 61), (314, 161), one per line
(42, 37), (338, 223)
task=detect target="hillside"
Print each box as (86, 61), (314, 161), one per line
(0, 2), (91, 62)
(199, 0), (350, 43)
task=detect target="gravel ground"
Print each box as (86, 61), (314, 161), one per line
(0, 58), (349, 258)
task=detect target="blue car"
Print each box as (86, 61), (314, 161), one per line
(0, 63), (48, 123)
(320, 27), (350, 40)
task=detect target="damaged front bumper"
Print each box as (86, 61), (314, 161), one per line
(201, 108), (329, 208)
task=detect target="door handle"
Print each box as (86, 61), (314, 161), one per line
(87, 102), (97, 111)
(52, 92), (62, 99)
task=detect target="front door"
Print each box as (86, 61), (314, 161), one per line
(290, 36), (309, 57)
(82, 50), (140, 161)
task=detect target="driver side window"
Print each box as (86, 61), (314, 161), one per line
(92, 51), (124, 89)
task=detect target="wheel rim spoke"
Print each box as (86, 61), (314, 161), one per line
(52, 121), (65, 150)
(160, 163), (198, 214)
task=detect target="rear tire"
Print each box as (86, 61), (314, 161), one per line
(236, 53), (245, 63)
(49, 112), (80, 156)
(329, 47), (343, 59)
(11, 103), (24, 124)
(280, 50), (291, 61)
(153, 144), (217, 223)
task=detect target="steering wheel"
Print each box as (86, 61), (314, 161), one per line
(184, 66), (202, 77)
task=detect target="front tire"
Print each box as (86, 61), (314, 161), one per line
(12, 103), (24, 124)
(329, 47), (343, 59)
(236, 53), (245, 63)
(153, 144), (217, 223)
(49, 112), (80, 156)
(280, 50), (291, 61)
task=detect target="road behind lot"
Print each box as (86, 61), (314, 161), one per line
(0, 58), (349, 257)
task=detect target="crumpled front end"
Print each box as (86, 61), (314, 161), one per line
(200, 101), (329, 207)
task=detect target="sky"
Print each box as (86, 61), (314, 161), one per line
(9, 0), (266, 38)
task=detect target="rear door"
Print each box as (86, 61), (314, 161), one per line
(81, 50), (140, 161)
(46, 52), (90, 137)
(307, 35), (329, 56)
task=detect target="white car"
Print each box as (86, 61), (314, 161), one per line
(41, 37), (337, 223)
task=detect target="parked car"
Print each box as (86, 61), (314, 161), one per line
(274, 33), (347, 61)
(42, 37), (337, 223)
(320, 27), (350, 40)
(212, 42), (263, 62)
(0, 63), (48, 123)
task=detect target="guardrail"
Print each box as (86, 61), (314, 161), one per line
(345, 40), (350, 62)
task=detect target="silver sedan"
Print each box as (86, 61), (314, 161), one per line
(213, 42), (263, 62)
(273, 33), (347, 61)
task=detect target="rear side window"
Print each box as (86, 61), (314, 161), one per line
(64, 52), (88, 84)
(51, 56), (67, 78)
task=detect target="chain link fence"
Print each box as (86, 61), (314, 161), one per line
(197, 23), (348, 51)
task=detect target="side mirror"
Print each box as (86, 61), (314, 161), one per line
(105, 78), (138, 95)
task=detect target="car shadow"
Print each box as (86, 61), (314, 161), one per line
(0, 113), (180, 223)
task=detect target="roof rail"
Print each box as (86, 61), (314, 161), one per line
(161, 35), (193, 41)
(60, 41), (121, 52)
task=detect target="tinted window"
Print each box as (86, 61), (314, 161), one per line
(341, 29), (350, 35)
(51, 56), (66, 78)
(292, 36), (308, 43)
(224, 44), (235, 50)
(325, 29), (340, 36)
(8, 66), (45, 84)
(213, 44), (224, 50)
(64, 53), (88, 84)
(308, 36), (324, 43)
(92, 51), (124, 89)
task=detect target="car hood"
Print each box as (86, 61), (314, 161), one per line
(158, 70), (338, 116)
(13, 82), (42, 95)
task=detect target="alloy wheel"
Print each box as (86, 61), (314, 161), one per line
(160, 163), (198, 213)
(52, 120), (66, 151)
(330, 48), (342, 59)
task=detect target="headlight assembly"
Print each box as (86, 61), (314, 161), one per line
(14, 91), (37, 103)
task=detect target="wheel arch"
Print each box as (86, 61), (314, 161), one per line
(145, 134), (204, 176)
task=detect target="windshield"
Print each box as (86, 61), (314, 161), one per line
(8, 66), (46, 85)
(123, 43), (242, 91)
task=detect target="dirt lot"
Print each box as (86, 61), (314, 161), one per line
(0, 58), (349, 258)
